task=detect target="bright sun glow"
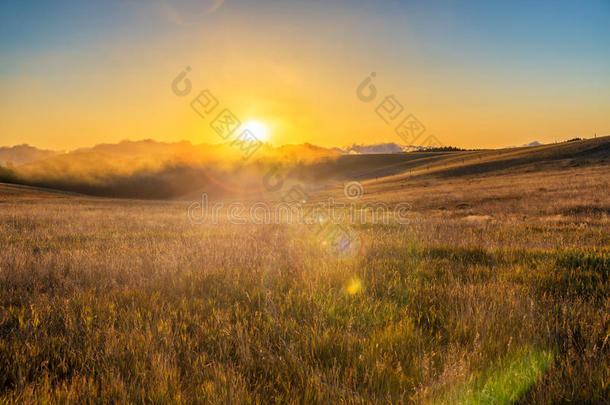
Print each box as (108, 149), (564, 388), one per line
(243, 120), (269, 142)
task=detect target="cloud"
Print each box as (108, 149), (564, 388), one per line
(334, 143), (421, 154)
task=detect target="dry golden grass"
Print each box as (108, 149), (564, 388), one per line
(0, 141), (609, 403)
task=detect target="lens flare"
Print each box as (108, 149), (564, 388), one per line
(346, 277), (363, 295)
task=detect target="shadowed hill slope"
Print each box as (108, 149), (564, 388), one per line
(297, 136), (609, 188)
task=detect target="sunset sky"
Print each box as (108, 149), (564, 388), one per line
(1, 0), (609, 150)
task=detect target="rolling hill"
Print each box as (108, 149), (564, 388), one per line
(0, 136), (607, 200)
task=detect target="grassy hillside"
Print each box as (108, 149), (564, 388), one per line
(0, 137), (608, 200)
(0, 150), (608, 403)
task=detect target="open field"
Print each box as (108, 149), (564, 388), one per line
(0, 139), (609, 403)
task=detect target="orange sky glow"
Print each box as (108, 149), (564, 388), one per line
(1, 0), (609, 151)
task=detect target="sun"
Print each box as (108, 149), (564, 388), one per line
(243, 120), (269, 142)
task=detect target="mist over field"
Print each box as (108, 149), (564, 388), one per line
(0, 140), (341, 199)
(1, 137), (608, 201)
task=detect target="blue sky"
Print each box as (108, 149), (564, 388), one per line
(1, 0), (609, 148)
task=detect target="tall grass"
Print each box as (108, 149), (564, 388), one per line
(0, 166), (608, 403)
